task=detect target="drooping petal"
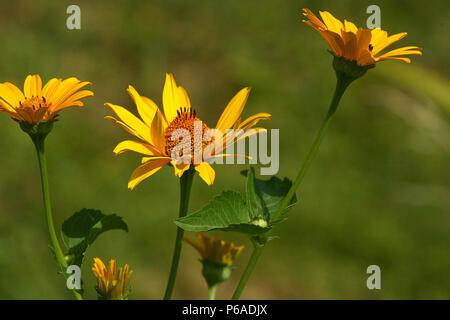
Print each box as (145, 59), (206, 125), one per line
(127, 158), (171, 190)
(195, 162), (215, 186)
(171, 160), (191, 177)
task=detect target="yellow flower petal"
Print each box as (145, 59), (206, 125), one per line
(127, 85), (159, 128)
(127, 158), (171, 190)
(319, 11), (344, 34)
(113, 140), (162, 156)
(105, 103), (152, 144)
(216, 87), (251, 133)
(195, 162), (215, 186)
(162, 73), (190, 123)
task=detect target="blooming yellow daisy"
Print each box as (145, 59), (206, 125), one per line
(302, 8), (422, 66)
(0, 74), (93, 123)
(92, 258), (133, 300)
(105, 73), (270, 189)
(184, 233), (244, 266)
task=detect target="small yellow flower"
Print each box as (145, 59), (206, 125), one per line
(184, 233), (244, 266)
(0, 74), (93, 123)
(302, 8), (422, 66)
(105, 73), (270, 189)
(92, 258), (133, 300)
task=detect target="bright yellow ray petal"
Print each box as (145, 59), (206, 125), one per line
(0, 99), (19, 118)
(344, 19), (358, 33)
(216, 87), (251, 133)
(49, 80), (92, 109)
(52, 90), (94, 112)
(105, 102), (152, 143)
(319, 11), (344, 34)
(0, 83), (24, 107)
(171, 160), (191, 177)
(150, 103), (167, 153)
(372, 32), (407, 55)
(238, 112), (271, 131)
(301, 8), (326, 30)
(113, 140), (162, 156)
(127, 85), (159, 128)
(127, 158), (171, 190)
(162, 73), (190, 123)
(195, 162), (215, 186)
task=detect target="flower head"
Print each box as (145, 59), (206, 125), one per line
(302, 8), (422, 67)
(184, 233), (244, 287)
(92, 258), (133, 300)
(105, 73), (270, 189)
(0, 75), (93, 123)
(184, 233), (244, 266)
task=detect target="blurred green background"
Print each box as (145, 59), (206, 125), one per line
(0, 0), (448, 299)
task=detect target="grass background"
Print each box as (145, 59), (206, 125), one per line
(0, 0), (448, 299)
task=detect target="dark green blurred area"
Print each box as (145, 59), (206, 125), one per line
(0, 0), (448, 299)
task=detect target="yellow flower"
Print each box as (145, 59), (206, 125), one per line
(302, 8), (422, 66)
(92, 258), (133, 300)
(184, 233), (244, 266)
(105, 73), (270, 189)
(0, 74), (93, 123)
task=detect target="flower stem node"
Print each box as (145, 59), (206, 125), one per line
(332, 54), (374, 83)
(201, 259), (233, 287)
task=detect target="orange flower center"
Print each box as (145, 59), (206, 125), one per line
(20, 96), (49, 110)
(164, 108), (211, 159)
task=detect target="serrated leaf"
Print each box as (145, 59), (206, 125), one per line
(61, 208), (128, 267)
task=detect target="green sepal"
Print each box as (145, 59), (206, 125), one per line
(331, 53), (375, 83)
(17, 117), (57, 142)
(201, 259), (233, 287)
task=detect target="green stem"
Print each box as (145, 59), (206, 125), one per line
(208, 285), (217, 300)
(32, 137), (83, 300)
(231, 242), (264, 300)
(163, 169), (195, 300)
(270, 74), (352, 225)
(231, 75), (352, 300)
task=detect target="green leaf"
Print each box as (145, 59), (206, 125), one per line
(61, 208), (128, 267)
(175, 191), (254, 232)
(242, 168), (297, 224)
(245, 167), (264, 220)
(175, 167), (297, 238)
